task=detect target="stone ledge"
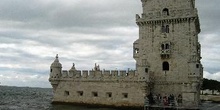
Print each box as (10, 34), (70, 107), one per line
(51, 101), (143, 110)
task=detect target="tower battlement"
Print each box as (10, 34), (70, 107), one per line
(136, 9), (198, 23)
(49, 61), (138, 82)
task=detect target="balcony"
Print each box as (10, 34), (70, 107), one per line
(161, 49), (171, 59)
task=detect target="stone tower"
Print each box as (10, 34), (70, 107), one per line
(134, 0), (203, 108)
(49, 54), (62, 91)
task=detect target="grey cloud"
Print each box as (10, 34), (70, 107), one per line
(197, 0), (220, 34)
(3, 67), (48, 75)
(202, 61), (220, 74)
(0, 0), (219, 87)
(195, 0), (220, 75)
(0, 0), (140, 34)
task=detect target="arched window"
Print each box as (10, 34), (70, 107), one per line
(161, 25), (166, 33)
(162, 8), (169, 16)
(166, 25), (169, 33)
(165, 44), (169, 49)
(163, 61), (169, 71)
(161, 44), (165, 50)
(162, 25), (169, 33)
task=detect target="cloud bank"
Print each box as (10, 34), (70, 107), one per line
(0, 0), (219, 88)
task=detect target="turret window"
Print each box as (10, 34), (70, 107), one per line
(163, 61), (169, 71)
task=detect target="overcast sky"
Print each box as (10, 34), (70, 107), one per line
(0, 0), (219, 88)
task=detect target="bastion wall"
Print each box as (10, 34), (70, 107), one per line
(50, 69), (148, 107)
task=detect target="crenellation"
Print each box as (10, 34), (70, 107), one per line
(62, 70), (68, 78)
(68, 70), (75, 78)
(128, 70), (135, 78)
(111, 70), (119, 76)
(137, 9), (197, 22)
(58, 69), (139, 82)
(76, 70), (81, 78)
(103, 70), (111, 78)
(95, 70), (102, 78)
(119, 70), (126, 77)
(82, 70), (89, 78)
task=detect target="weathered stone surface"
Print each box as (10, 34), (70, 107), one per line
(49, 0), (202, 109)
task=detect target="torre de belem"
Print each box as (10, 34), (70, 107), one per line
(49, 0), (203, 109)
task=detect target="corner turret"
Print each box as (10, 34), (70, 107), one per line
(49, 54), (62, 91)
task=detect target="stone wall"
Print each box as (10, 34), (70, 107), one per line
(52, 80), (147, 107)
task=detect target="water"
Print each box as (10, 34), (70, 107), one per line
(0, 86), (121, 110)
(0, 86), (220, 110)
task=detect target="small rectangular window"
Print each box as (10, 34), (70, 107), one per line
(106, 92), (112, 98)
(122, 93), (128, 98)
(196, 64), (199, 68)
(77, 91), (83, 96)
(92, 92), (98, 97)
(64, 91), (69, 96)
(145, 68), (148, 73)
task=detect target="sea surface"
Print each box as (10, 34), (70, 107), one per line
(0, 86), (220, 110)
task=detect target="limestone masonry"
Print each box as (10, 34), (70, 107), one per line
(49, 0), (203, 109)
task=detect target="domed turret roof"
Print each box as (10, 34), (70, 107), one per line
(51, 54), (62, 67)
